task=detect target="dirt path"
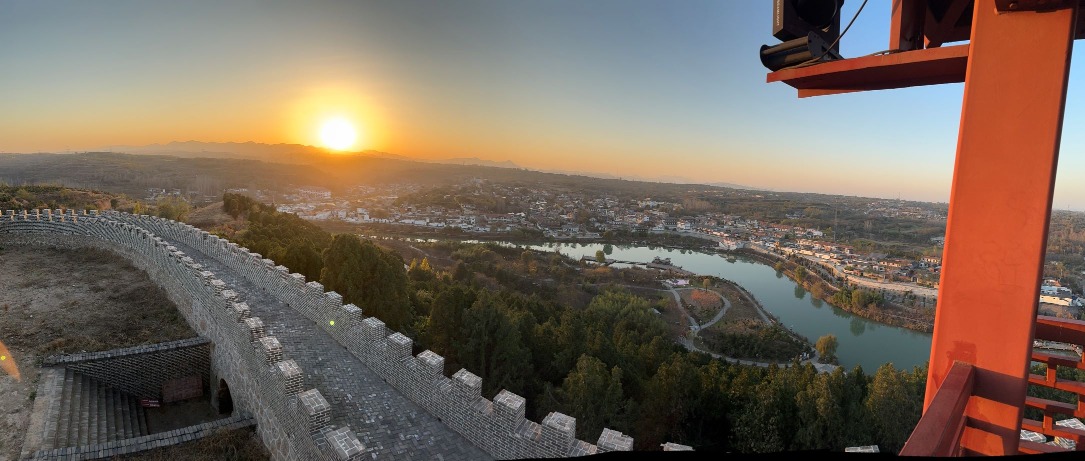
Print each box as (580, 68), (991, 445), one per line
(663, 286), (699, 332)
(0, 243), (196, 461)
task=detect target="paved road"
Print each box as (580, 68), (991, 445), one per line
(166, 238), (492, 461)
(747, 244), (939, 298)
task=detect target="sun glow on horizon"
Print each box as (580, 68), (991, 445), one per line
(319, 118), (358, 151)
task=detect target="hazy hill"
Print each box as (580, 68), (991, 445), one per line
(108, 141), (522, 170)
(107, 141), (394, 165)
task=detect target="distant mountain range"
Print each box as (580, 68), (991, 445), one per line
(101, 140), (763, 191)
(104, 141), (520, 169)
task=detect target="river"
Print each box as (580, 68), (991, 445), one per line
(499, 241), (934, 373)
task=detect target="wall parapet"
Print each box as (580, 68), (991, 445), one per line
(3, 210), (684, 457)
(42, 337), (210, 401)
(1, 212), (366, 461)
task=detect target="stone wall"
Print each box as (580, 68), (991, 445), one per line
(1, 209), (694, 457)
(26, 413), (256, 461)
(42, 337), (210, 403)
(0, 210), (367, 461)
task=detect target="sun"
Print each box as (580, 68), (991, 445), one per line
(319, 118), (357, 151)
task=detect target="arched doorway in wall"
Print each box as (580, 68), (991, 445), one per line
(217, 379), (233, 415)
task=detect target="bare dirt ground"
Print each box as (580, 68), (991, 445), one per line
(0, 243), (197, 461)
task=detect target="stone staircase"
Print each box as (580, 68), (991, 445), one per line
(31, 368), (151, 452)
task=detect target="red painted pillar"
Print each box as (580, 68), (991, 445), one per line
(925, 1), (1078, 455)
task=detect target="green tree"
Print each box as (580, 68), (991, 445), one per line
(281, 240), (323, 282)
(558, 354), (629, 440)
(815, 334), (839, 364)
(794, 266), (806, 283)
(595, 250), (607, 264)
(320, 234), (413, 332)
(634, 353), (700, 449)
(425, 286), (477, 371)
(458, 291), (533, 397)
(728, 364), (810, 452)
(866, 363), (923, 453)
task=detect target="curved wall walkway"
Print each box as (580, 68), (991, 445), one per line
(1, 210), (689, 459)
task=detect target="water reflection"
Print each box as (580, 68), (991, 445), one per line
(793, 285), (806, 299)
(850, 316), (867, 336)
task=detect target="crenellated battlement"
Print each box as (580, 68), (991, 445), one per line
(1, 211), (366, 461)
(0, 210), (693, 458)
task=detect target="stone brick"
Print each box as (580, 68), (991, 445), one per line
(416, 350), (444, 377)
(662, 442), (695, 451)
(244, 317), (266, 341)
(276, 360), (303, 396)
(299, 389), (332, 429)
(324, 426), (365, 460)
(387, 332), (412, 359)
(258, 336), (283, 364)
(597, 428), (633, 452)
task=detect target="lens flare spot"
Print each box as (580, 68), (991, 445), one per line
(329, 320), (335, 326)
(0, 341), (19, 381)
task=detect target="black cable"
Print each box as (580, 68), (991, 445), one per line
(786, 0), (870, 70)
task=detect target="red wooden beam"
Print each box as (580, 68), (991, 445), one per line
(1036, 315), (1085, 345)
(924, 1), (1078, 455)
(765, 44), (968, 97)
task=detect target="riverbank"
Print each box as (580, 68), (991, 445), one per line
(370, 222), (938, 334)
(731, 247), (935, 334)
(667, 281), (837, 372)
(356, 231), (932, 371)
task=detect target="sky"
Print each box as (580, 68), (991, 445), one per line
(2, 1), (1085, 209)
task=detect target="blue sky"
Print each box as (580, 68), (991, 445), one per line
(2, 1), (1084, 208)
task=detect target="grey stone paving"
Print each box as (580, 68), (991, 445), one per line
(168, 239), (492, 461)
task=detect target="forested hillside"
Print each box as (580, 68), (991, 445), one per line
(208, 193), (929, 453)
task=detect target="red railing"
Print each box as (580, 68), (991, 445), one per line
(900, 361), (974, 456)
(1021, 316), (1085, 454)
(900, 316), (1085, 456)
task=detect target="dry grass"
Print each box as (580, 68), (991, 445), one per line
(185, 201), (238, 230)
(111, 427), (269, 461)
(0, 246), (196, 357)
(677, 288), (723, 324)
(716, 282), (764, 325)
